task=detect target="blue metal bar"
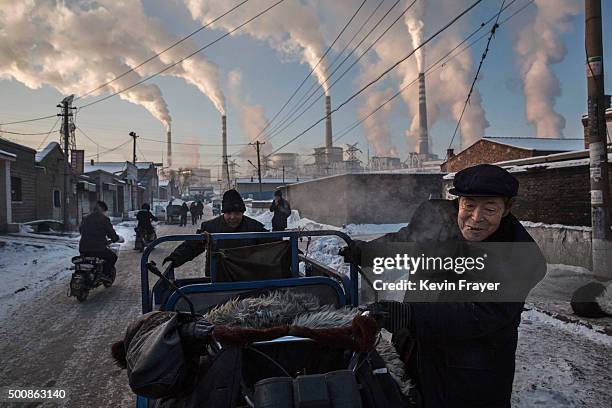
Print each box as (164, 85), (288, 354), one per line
(290, 237), (299, 277)
(164, 277), (347, 310)
(140, 230), (357, 313)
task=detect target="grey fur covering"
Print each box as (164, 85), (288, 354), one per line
(204, 289), (413, 395)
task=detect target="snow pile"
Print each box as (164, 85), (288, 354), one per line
(114, 221), (138, 248)
(245, 208), (406, 276)
(522, 309), (612, 347)
(0, 239), (76, 316)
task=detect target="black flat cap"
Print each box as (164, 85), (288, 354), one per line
(449, 164), (518, 198)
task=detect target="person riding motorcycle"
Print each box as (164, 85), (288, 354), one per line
(137, 203), (158, 236)
(79, 201), (121, 279)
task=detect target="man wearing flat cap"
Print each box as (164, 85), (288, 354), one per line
(164, 189), (270, 274)
(343, 164), (546, 408)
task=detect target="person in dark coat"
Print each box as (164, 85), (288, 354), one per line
(164, 189), (270, 274)
(79, 201), (121, 278)
(136, 203), (158, 234)
(190, 202), (198, 225)
(343, 164), (546, 408)
(179, 202), (189, 227)
(269, 189), (291, 231)
(196, 200), (204, 221)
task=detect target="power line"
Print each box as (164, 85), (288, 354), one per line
(139, 136), (249, 147)
(76, 125), (114, 150)
(240, 0), (368, 151)
(0, 128), (59, 136)
(85, 139), (132, 159)
(334, 0), (528, 145)
(266, 0), (483, 158)
(75, 0), (250, 101)
(0, 114), (57, 126)
(78, 0), (286, 110)
(265, 0), (408, 142)
(37, 117), (62, 150)
(447, 0), (506, 154)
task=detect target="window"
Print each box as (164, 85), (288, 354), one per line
(10, 177), (22, 202)
(53, 190), (61, 208)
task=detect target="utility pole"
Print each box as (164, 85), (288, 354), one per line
(282, 165), (285, 183)
(129, 131), (138, 210)
(586, 0), (611, 278)
(57, 95), (75, 231)
(129, 131), (138, 164)
(250, 141), (265, 193)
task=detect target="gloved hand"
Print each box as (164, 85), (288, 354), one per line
(366, 301), (411, 334)
(178, 317), (214, 343)
(338, 242), (362, 265)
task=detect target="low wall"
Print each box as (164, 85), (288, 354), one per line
(522, 223), (592, 269)
(283, 173), (443, 226)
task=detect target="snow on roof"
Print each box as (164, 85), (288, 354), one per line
(236, 178), (301, 184)
(483, 137), (584, 152)
(0, 149), (17, 159)
(35, 141), (61, 162)
(135, 162), (154, 169)
(84, 161), (128, 174)
(159, 180), (170, 187)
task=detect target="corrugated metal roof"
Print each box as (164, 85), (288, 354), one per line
(483, 137), (584, 152)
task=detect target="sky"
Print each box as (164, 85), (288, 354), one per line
(0, 0), (610, 177)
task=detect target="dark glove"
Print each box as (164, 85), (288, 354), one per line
(162, 256), (175, 267)
(366, 301), (411, 334)
(339, 243), (362, 265)
(178, 317), (214, 343)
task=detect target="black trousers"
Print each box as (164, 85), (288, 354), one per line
(180, 215), (187, 226)
(81, 248), (117, 276)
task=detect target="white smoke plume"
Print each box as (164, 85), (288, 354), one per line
(358, 88), (399, 157)
(0, 0), (227, 132)
(513, 0), (580, 138)
(227, 69), (273, 159)
(185, 0), (331, 94)
(404, 0), (425, 73)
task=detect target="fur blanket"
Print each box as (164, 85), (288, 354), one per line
(203, 289), (412, 395)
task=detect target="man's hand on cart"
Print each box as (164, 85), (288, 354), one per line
(178, 317), (214, 343)
(365, 301), (414, 361)
(338, 242), (362, 265)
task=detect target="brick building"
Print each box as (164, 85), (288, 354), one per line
(444, 148), (612, 226)
(35, 142), (71, 222)
(0, 139), (37, 223)
(84, 161), (139, 214)
(136, 162), (159, 206)
(441, 137), (584, 172)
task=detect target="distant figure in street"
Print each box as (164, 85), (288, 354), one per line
(190, 202), (198, 225)
(179, 202), (189, 227)
(269, 190), (291, 231)
(196, 200), (204, 221)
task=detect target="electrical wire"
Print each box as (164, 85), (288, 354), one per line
(78, 0), (286, 110)
(0, 114), (57, 126)
(266, 0), (483, 158)
(139, 136), (249, 147)
(36, 117), (62, 150)
(0, 129), (59, 136)
(75, 0), (250, 101)
(446, 0), (507, 155)
(333, 0), (529, 145)
(85, 139), (132, 159)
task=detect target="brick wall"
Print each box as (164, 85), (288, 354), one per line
(36, 146), (68, 220)
(0, 140), (37, 222)
(442, 140), (533, 172)
(443, 163), (612, 227)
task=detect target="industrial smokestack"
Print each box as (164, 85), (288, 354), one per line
(325, 95), (333, 149)
(417, 73), (429, 157)
(167, 126), (172, 168)
(221, 115), (229, 187)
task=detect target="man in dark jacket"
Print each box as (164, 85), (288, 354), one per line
(164, 189), (269, 274)
(179, 202), (189, 227)
(344, 164), (546, 408)
(79, 201), (121, 278)
(269, 189), (291, 231)
(136, 203), (158, 234)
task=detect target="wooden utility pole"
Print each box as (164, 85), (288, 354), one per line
(57, 95), (74, 231)
(585, 0), (611, 277)
(129, 131), (138, 164)
(250, 141), (265, 193)
(129, 131), (138, 210)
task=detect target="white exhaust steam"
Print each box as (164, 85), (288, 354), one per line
(513, 0), (581, 138)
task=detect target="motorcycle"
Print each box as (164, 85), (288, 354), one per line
(134, 227), (157, 252)
(69, 240), (121, 302)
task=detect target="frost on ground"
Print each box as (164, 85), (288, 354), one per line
(0, 239), (76, 318)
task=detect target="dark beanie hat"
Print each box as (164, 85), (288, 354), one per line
(274, 189), (282, 197)
(222, 189), (246, 213)
(449, 164), (519, 198)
